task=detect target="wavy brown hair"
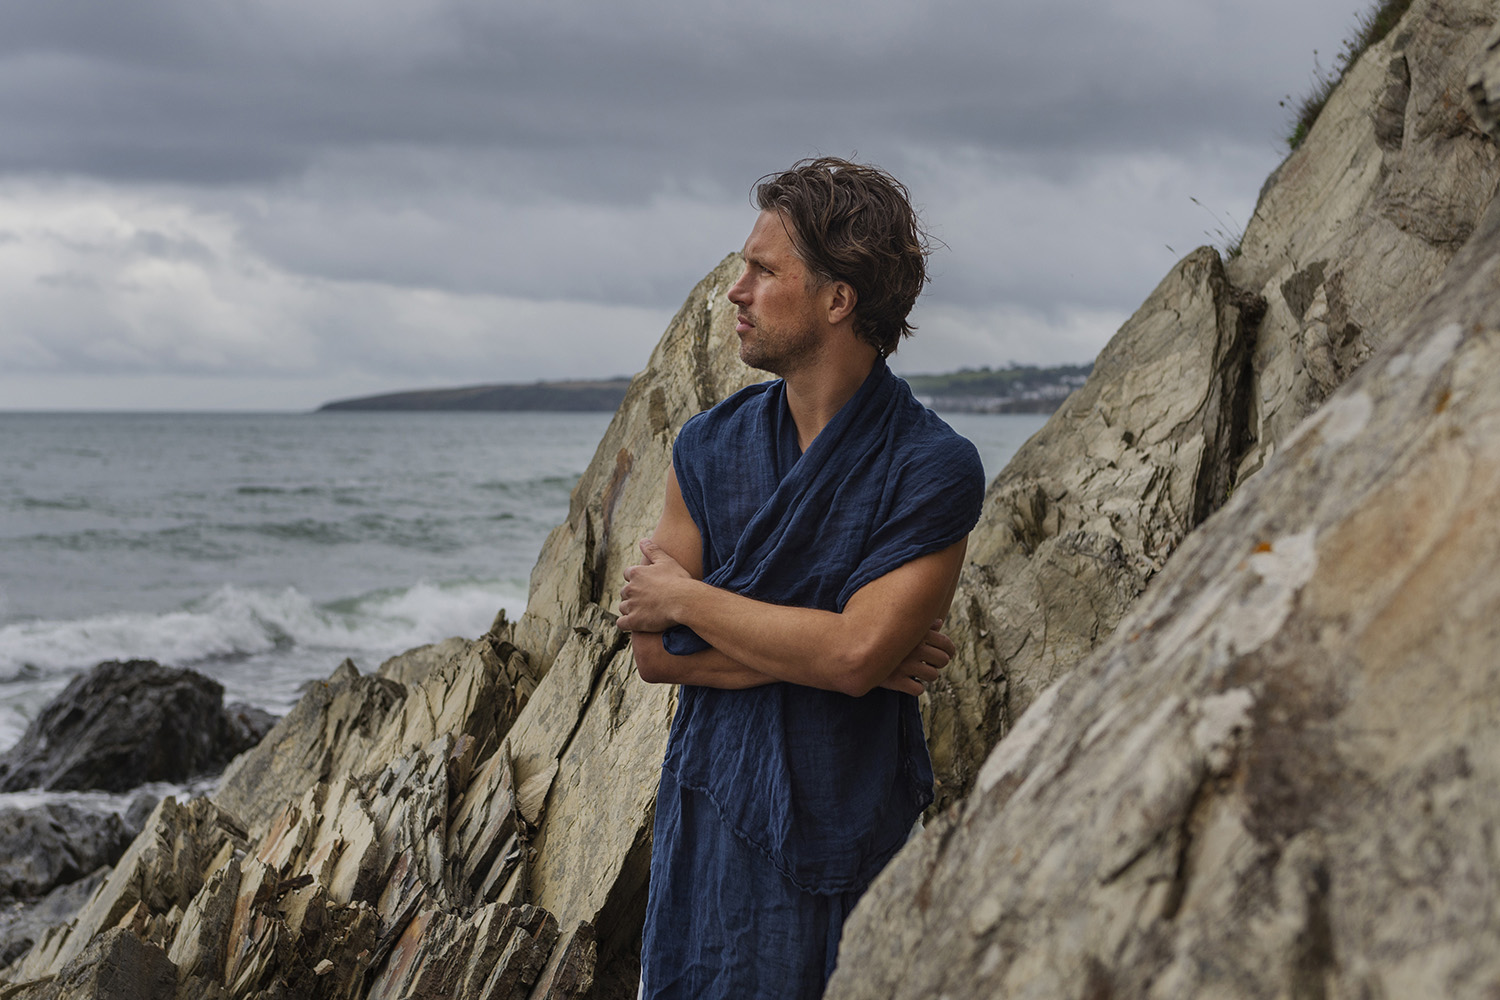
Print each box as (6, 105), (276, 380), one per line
(754, 157), (931, 357)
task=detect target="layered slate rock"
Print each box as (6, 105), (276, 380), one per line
(0, 660), (271, 793)
(0, 870), (108, 968)
(4, 928), (177, 1000)
(826, 108), (1500, 1000)
(213, 627), (535, 838)
(10, 795), (247, 982)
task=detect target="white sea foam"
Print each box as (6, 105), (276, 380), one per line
(0, 581), (523, 680)
(0, 580), (528, 748)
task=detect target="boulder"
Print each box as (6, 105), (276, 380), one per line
(0, 660), (272, 793)
(826, 97), (1500, 1000)
(0, 803), (129, 900)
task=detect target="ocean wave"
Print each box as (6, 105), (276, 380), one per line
(0, 580), (527, 683)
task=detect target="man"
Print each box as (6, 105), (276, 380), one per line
(617, 157), (985, 998)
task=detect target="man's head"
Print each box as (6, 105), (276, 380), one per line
(752, 157), (930, 357)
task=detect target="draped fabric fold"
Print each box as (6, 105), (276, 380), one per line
(659, 360), (985, 893)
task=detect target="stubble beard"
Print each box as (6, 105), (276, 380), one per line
(737, 316), (821, 376)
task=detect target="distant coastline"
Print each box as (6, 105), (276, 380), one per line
(317, 378), (635, 412)
(316, 363), (1093, 414)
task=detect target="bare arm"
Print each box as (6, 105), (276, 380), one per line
(628, 465), (781, 689)
(620, 467), (964, 697)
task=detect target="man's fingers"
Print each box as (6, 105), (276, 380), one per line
(926, 630), (957, 658)
(922, 642), (952, 669)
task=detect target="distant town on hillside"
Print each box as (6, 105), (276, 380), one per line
(316, 363), (1093, 415)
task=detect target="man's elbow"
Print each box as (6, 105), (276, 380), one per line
(631, 633), (672, 684)
(829, 643), (887, 698)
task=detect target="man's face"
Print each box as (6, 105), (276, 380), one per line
(727, 210), (826, 374)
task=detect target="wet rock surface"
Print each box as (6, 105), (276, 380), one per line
(0, 660), (273, 794)
(0, 803), (129, 900)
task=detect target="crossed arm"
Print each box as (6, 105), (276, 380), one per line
(616, 466), (965, 698)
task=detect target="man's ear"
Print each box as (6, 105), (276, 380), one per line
(825, 281), (857, 325)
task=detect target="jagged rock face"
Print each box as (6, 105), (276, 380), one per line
(5, 928), (178, 1000)
(213, 631), (535, 838)
(9, 795), (247, 983)
(0, 660), (269, 793)
(513, 252), (767, 672)
(924, 247), (1260, 809)
(826, 105), (1500, 1000)
(1227, 0), (1500, 480)
(925, 0), (1500, 813)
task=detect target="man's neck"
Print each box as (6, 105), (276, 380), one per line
(782, 348), (880, 453)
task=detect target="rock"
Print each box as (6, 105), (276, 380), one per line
(0, 868), (107, 968)
(521, 607), (674, 982)
(214, 631), (536, 841)
(513, 253), (767, 672)
(1226, 0), (1500, 481)
(0, 803), (129, 900)
(363, 902), (560, 1000)
(923, 246), (1260, 809)
(826, 105), (1500, 1000)
(2, 927), (176, 1000)
(211, 658), (405, 837)
(923, 0), (1500, 812)
(0, 660), (270, 794)
(222, 702), (278, 750)
(1467, 19), (1500, 131)
(376, 634), (474, 687)
(10, 794), (245, 982)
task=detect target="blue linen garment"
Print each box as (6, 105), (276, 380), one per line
(640, 360), (985, 997)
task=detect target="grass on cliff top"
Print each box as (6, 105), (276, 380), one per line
(1283, 0), (1415, 150)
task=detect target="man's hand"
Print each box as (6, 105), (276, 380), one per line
(878, 620), (955, 696)
(619, 538), (696, 633)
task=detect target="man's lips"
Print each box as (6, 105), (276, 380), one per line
(735, 314), (754, 333)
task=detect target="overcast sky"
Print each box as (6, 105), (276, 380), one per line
(0, 0), (1365, 410)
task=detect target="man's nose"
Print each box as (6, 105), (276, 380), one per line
(727, 270), (750, 305)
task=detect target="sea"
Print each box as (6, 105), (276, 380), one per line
(0, 408), (1046, 791)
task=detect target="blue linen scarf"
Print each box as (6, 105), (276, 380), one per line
(659, 360), (984, 894)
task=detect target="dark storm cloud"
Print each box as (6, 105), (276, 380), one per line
(0, 0), (1367, 407)
(0, 0), (1325, 191)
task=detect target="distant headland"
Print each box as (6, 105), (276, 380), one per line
(316, 363), (1093, 414)
(316, 378), (635, 412)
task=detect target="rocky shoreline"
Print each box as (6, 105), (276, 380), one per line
(2, 1), (1498, 996)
